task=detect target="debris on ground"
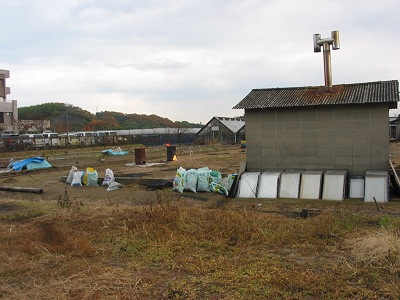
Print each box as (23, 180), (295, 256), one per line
(65, 165), (123, 191)
(101, 147), (129, 156)
(0, 186), (43, 194)
(125, 162), (166, 167)
(7, 157), (52, 171)
(173, 166), (237, 196)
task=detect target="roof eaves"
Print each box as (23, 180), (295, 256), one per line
(233, 80), (399, 110)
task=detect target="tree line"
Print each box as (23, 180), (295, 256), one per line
(18, 102), (202, 133)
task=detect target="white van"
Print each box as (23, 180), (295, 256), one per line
(59, 133), (79, 148)
(42, 132), (61, 148)
(75, 132), (95, 147)
(96, 131), (118, 144)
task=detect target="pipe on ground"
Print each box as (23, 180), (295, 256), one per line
(0, 186), (44, 194)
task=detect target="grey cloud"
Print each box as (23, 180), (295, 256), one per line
(1, 0), (400, 123)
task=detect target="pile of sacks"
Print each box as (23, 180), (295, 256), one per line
(66, 166), (123, 191)
(173, 166), (237, 196)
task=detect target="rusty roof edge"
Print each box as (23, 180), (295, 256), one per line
(249, 80), (399, 92)
(233, 80), (399, 110)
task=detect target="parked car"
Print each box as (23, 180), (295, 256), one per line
(20, 134), (47, 150)
(42, 132), (61, 148)
(96, 131), (118, 145)
(75, 131), (96, 147)
(0, 134), (21, 151)
(59, 133), (79, 148)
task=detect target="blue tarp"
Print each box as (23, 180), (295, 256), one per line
(8, 156), (52, 171)
(101, 149), (129, 156)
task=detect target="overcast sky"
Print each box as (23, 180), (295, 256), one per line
(1, 0), (399, 124)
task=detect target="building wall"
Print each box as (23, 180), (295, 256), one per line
(245, 103), (389, 176)
(0, 100), (18, 133)
(395, 123), (400, 141)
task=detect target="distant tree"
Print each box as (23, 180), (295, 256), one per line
(83, 119), (117, 131)
(174, 120), (201, 128)
(30, 120), (48, 133)
(13, 118), (24, 134)
(31, 120), (49, 133)
(55, 121), (67, 134)
(18, 103), (200, 131)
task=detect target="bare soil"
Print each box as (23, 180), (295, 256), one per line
(0, 144), (243, 206)
(1, 142), (399, 204)
(0, 143), (399, 299)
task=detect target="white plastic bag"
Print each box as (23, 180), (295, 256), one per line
(71, 171), (83, 186)
(106, 181), (123, 191)
(102, 168), (114, 186)
(66, 166), (77, 184)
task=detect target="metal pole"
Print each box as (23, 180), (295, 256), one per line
(65, 103), (71, 136)
(66, 106), (69, 136)
(313, 31), (340, 89)
(323, 42), (332, 89)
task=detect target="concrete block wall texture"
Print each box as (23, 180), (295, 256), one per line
(0, 100), (18, 133)
(245, 103), (389, 176)
(0, 79), (5, 99)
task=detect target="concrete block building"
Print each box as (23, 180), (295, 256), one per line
(233, 80), (399, 176)
(0, 69), (18, 133)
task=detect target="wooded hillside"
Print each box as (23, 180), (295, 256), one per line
(18, 102), (202, 132)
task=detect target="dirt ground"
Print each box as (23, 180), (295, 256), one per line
(1, 142), (400, 211)
(0, 145), (244, 207)
(0, 142), (399, 247)
(1, 143), (400, 299)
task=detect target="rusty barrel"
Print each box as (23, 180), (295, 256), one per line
(166, 146), (176, 161)
(134, 148), (146, 165)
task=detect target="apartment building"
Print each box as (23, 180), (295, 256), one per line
(0, 69), (18, 133)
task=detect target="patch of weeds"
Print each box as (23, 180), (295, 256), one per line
(164, 289), (186, 300)
(141, 190), (184, 226)
(117, 239), (144, 257)
(58, 187), (71, 208)
(58, 187), (83, 209)
(0, 201), (46, 222)
(146, 246), (176, 264)
(197, 240), (226, 253)
(378, 216), (393, 228)
(336, 212), (365, 231)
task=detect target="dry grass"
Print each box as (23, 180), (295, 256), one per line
(1, 194), (400, 299)
(0, 144), (400, 299)
(347, 227), (400, 273)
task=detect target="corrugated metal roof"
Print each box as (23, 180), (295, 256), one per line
(233, 80), (399, 110)
(196, 117), (245, 136)
(215, 117), (245, 133)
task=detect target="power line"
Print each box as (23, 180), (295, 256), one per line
(269, 57), (314, 87)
